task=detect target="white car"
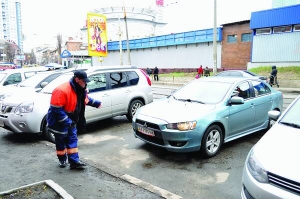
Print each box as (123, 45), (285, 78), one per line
(0, 67), (52, 86)
(241, 95), (300, 199)
(0, 66), (153, 143)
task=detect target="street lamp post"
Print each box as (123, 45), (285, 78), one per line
(213, 0), (217, 75)
(118, 16), (123, 65)
(123, 0), (131, 65)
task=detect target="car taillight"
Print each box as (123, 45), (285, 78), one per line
(140, 69), (152, 86)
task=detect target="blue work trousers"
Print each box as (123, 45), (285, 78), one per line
(54, 126), (79, 164)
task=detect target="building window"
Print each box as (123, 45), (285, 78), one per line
(294, 24), (300, 31)
(227, 35), (237, 43)
(241, 33), (252, 42)
(273, 26), (292, 33)
(256, 28), (271, 35)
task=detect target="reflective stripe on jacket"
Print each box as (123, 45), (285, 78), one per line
(47, 78), (101, 134)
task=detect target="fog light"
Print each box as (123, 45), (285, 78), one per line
(18, 122), (26, 128)
(169, 141), (187, 147)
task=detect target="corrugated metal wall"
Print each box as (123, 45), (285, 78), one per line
(252, 32), (300, 62)
(93, 43), (222, 69)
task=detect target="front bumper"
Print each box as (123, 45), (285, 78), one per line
(241, 162), (299, 199)
(132, 117), (202, 153)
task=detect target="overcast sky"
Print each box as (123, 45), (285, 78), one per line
(21, 0), (272, 52)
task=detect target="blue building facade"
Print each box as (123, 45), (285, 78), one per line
(107, 28), (222, 51)
(92, 28), (223, 70)
(249, 4), (300, 67)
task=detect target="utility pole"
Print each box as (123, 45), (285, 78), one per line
(118, 16), (123, 65)
(123, 0), (131, 65)
(213, 0), (217, 75)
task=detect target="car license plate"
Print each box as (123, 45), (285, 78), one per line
(137, 126), (155, 137)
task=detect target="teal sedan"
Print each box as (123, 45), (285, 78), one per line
(132, 77), (283, 158)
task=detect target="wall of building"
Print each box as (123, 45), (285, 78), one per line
(92, 42), (222, 72)
(252, 32), (300, 62)
(221, 22), (252, 69)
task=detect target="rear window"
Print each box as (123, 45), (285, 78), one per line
(127, 71), (139, 85)
(110, 72), (128, 89)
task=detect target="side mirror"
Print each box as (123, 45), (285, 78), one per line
(268, 110), (280, 121)
(40, 82), (48, 88)
(3, 81), (9, 86)
(230, 96), (244, 105)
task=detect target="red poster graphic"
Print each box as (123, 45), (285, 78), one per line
(87, 13), (108, 57)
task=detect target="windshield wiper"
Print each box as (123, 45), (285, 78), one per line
(178, 99), (205, 104)
(280, 122), (300, 129)
(171, 93), (178, 100)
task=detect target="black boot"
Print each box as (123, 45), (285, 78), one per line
(70, 161), (87, 170)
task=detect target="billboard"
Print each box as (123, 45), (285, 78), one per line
(87, 13), (108, 57)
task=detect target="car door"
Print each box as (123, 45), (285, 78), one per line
(228, 81), (255, 137)
(85, 72), (112, 121)
(251, 80), (273, 127)
(108, 71), (133, 115)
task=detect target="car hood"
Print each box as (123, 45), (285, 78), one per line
(2, 90), (51, 106)
(137, 98), (216, 123)
(254, 123), (300, 181)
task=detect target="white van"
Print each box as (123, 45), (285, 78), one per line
(0, 67), (49, 87)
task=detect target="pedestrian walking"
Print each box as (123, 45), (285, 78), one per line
(154, 66), (159, 81)
(269, 65), (279, 88)
(198, 65), (203, 78)
(204, 66), (210, 77)
(47, 71), (101, 170)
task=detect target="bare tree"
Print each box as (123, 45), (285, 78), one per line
(4, 43), (16, 63)
(57, 34), (62, 64)
(29, 49), (36, 64)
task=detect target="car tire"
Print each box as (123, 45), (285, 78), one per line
(42, 120), (55, 143)
(201, 124), (223, 158)
(126, 99), (144, 121)
(268, 119), (276, 130)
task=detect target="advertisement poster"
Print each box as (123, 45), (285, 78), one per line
(87, 13), (108, 57)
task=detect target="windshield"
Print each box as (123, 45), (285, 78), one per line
(172, 80), (232, 104)
(41, 74), (73, 93)
(0, 73), (7, 82)
(19, 72), (53, 87)
(280, 97), (300, 127)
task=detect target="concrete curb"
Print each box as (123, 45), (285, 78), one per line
(0, 179), (74, 199)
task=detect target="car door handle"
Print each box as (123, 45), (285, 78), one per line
(102, 94), (109, 97)
(126, 90), (132, 93)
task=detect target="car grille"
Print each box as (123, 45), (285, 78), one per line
(268, 172), (300, 196)
(1, 105), (13, 114)
(136, 119), (160, 130)
(135, 119), (164, 146)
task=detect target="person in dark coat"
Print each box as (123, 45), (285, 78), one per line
(204, 66), (210, 77)
(146, 67), (152, 76)
(153, 66), (159, 81)
(270, 65), (279, 87)
(47, 71), (101, 170)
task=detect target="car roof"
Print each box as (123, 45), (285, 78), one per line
(0, 67), (49, 74)
(198, 76), (261, 84)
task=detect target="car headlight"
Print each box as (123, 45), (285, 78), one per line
(166, 121), (197, 131)
(247, 149), (269, 183)
(15, 102), (34, 115)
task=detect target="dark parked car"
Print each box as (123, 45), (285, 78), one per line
(216, 70), (267, 82)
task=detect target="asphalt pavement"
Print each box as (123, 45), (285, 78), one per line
(0, 80), (298, 199)
(0, 129), (182, 199)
